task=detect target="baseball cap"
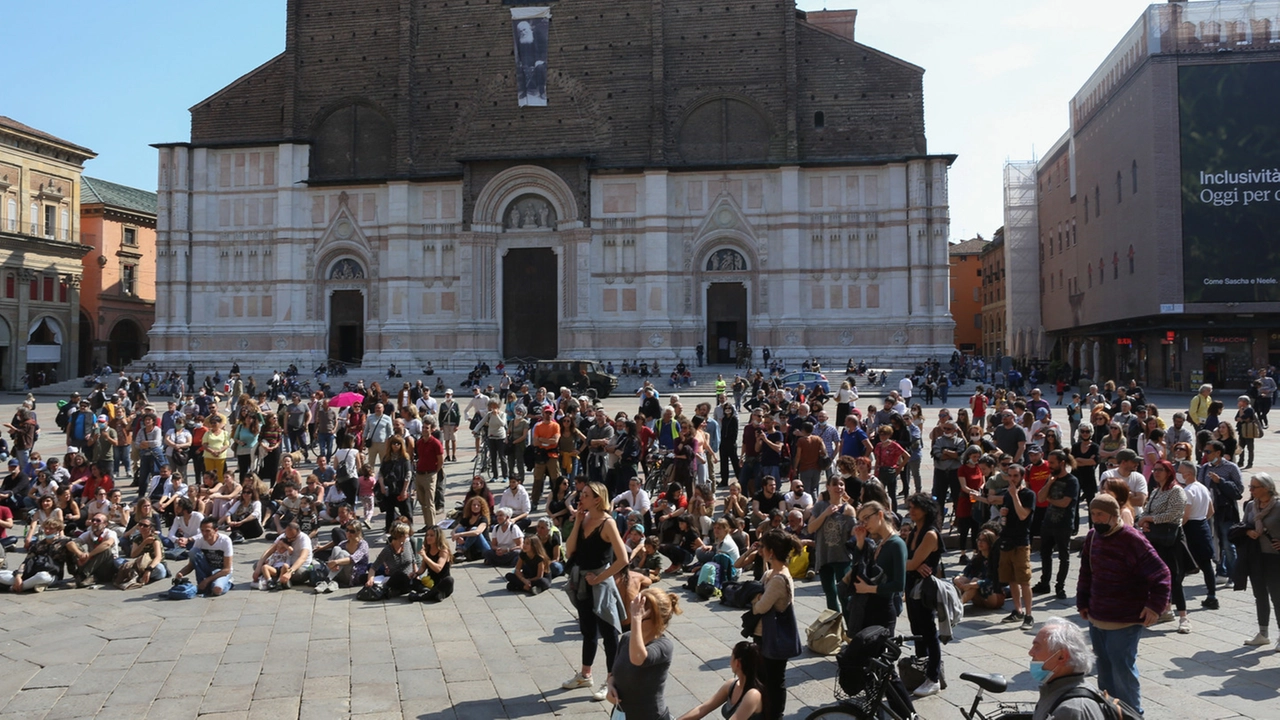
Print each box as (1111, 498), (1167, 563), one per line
(1036, 408), (1049, 419)
(1116, 449), (1139, 463)
(7, 459), (18, 466)
(1027, 444), (1044, 454)
(97, 415), (108, 422)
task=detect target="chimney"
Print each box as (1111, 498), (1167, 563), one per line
(803, 9), (857, 41)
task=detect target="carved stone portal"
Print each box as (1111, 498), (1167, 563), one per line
(329, 259), (365, 280)
(503, 194), (557, 230)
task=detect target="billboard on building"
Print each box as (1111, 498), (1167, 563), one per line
(1179, 62), (1280, 303)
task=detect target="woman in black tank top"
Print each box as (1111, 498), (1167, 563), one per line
(677, 640), (765, 720)
(903, 493), (944, 697)
(561, 481), (631, 702)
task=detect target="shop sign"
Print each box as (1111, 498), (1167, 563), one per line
(1116, 337), (1133, 345)
(1203, 345), (1226, 354)
(1161, 331), (1176, 345)
(1203, 335), (1249, 344)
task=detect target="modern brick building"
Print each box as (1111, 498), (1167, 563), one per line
(0, 116), (93, 389)
(148, 0), (955, 371)
(980, 229), (1007, 359)
(948, 237), (988, 354)
(79, 177), (157, 373)
(1038, 0), (1280, 389)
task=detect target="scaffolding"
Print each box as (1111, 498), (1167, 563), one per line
(1002, 161), (1045, 361)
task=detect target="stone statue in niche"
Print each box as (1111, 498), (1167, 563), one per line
(330, 259), (365, 280)
(503, 194), (557, 230)
(705, 248), (747, 272)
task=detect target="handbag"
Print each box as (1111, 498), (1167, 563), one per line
(1240, 420), (1262, 439)
(760, 602), (803, 660)
(1144, 522), (1181, 548)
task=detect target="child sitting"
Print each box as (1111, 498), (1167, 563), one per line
(952, 529), (1005, 610)
(256, 537), (294, 591)
(504, 535), (552, 595)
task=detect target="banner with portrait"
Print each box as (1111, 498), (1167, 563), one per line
(511, 7), (550, 107)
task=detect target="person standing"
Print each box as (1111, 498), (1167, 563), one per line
(750, 530), (801, 720)
(903, 493), (944, 697)
(998, 464), (1036, 629)
(1235, 395), (1260, 469)
(1034, 450), (1080, 601)
(806, 477), (857, 613)
(1076, 494), (1171, 716)
(1198, 440), (1243, 582)
(438, 390), (461, 462)
(363, 403), (394, 468)
(1139, 461), (1190, 633)
(1241, 472), (1280, 651)
(929, 421), (965, 511)
(1189, 384), (1214, 428)
(1258, 373), (1276, 428)
(531, 407), (562, 512)
(413, 416), (445, 530)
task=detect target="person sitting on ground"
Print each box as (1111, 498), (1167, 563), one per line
(222, 485), (264, 542)
(113, 516), (167, 589)
(25, 494), (61, 549)
(54, 485), (82, 532)
(452, 496), (491, 562)
(0, 517), (67, 592)
(676, 640), (766, 720)
(463, 474), (496, 518)
(484, 506), (524, 567)
(151, 466), (187, 519)
(408, 525), (454, 603)
(253, 521), (313, 590)
(166, 497), (204, 556)
(952, 529), (1005, 610)
(723, 481), (749, 524)
(498, 476), (533, 530)
(63, 511), (118, 588)
(320, 520), (369, 590)
(534, 517), (566, 578)
(366, 522), (417, 598)
(658, 515), (702, 573)
(172, 516), (235, 597)
(506, 535), (553, 595)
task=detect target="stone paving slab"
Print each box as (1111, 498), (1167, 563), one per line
(2, 390), (1280, 718)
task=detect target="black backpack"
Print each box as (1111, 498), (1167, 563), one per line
(719, 580), (763, 609)
(1049, 685), (1144, 720)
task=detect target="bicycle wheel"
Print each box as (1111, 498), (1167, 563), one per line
(805, 704), (874, 720)
(471, 446), (487, 480)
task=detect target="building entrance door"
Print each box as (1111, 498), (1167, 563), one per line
(329, 290), (364, 365)
(503, 248), (558, 359)
(706, 282), (747, 365)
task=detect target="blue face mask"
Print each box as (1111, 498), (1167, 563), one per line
(1028, 660), (1053, 685)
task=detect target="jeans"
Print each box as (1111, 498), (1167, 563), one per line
(113, 445), (132, 477)
(1089, 623), (1144, 715)
(1215, 518), (1237, 577)
(878, 467), (900, 512)
(317, 433), (335, 460)
(460, 532), (491, 560)
(483, 548), (520, 567)
(189, 548), (233, 596)
(759, 465), (781, 488)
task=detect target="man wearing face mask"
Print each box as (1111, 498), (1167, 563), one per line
(1028, 618), (1108, 719)
(1076, 494), (1170, 716)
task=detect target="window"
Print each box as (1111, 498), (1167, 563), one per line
(1094, 186), (1100, 217)
(42, 276), (54, 302)
(1128, 245), (1135, 274)
(5, 198), (14, 232)
(121, 263), (136, 296)
(311, 103), (396, 180)
(813, 111), (825, 129)
(28, 277), (37, 300)
(1116, 172), (1123, 204)
(1084, 196), (1089, 223)
(4, 274), (12, 298)
(29, 203), (38, 235)
(60, 208), (68, 240)
(973, 313), (982, 329)
(58, 279), (67, 303)
(123, 227), (137, 246)
(44, 205), (56, 238)
(1132, 160), (1138, 194)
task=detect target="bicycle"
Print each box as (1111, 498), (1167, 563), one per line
(805, 631), (1033, 720)
(643, 451), (676, 494)
(471, 442), (492, 481)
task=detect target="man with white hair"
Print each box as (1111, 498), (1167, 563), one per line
(483, 507), (523, 568)
(1028, 617), (1108, 719)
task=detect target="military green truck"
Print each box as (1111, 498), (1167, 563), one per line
(533, 359), (618, 399)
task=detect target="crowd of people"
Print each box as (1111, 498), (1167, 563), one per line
(0, 362), (1277, 720)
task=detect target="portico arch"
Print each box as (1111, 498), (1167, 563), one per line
(472, 165), (580, 231)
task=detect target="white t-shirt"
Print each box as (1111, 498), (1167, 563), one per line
(77, 527), (119, 558)
(194, 533), (234, 579)
(491, 522), (524, 553)
(1182, 480), (1212, 521)
(784, 491), (814, 514)
(169, 512), (206, 541)
(612, 489), (652, 515)
(1100, 469), (1148, 499)
(273, 531), (313, 566)
(499, 485), (532, 516)
(715, 536), (741, 564)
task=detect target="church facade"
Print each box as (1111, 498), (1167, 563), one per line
(149, 1), (954, 371)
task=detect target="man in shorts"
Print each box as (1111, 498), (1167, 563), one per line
(998, 463), (1036, 630)
(438, 389), (461, 462)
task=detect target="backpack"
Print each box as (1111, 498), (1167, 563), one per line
(357, 584), (388, 602)
(838, 626), (900, 696)
(805, 608), (844, 656)
(1050, 685), (1144, 720)
(693, 562), (720, 600)
(167, 578), (198, 600)
(719, 580), (764, 609)
(55, 401), (70, 431)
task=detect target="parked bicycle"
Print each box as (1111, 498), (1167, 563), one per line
(805, 629), (1032, 720)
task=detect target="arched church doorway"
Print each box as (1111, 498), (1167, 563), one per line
(503, 248), (558, 359)
(108, 319), (142, 368)
(329, 290), (365, 365)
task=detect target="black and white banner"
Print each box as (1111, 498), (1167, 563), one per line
(511, 7), (550, 107)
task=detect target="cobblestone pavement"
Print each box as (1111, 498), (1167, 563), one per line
(1, 388), (1278, 719)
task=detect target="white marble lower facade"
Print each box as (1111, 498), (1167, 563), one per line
(146, 144), (955, 371)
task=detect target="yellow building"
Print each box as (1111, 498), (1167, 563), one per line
(0, 116), (95, 389)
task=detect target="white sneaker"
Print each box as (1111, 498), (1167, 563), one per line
(1177, 617), (1191, 634)
(912, 680), (941, 698)
(257, 577), (267, 591)
(561, 672), (592, 690)
(591, 686), (609, 702)
(1244, 632), (1271, 646)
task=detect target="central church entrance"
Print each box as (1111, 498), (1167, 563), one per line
(329, 290), (364, 365)
(503, 248), (558, 359)
(706, 282), (747, 364)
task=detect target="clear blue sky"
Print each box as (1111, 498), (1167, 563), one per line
(5, 0), (1154, 239)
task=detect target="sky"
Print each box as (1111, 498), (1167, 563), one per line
(4, 0), (1157, 241)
